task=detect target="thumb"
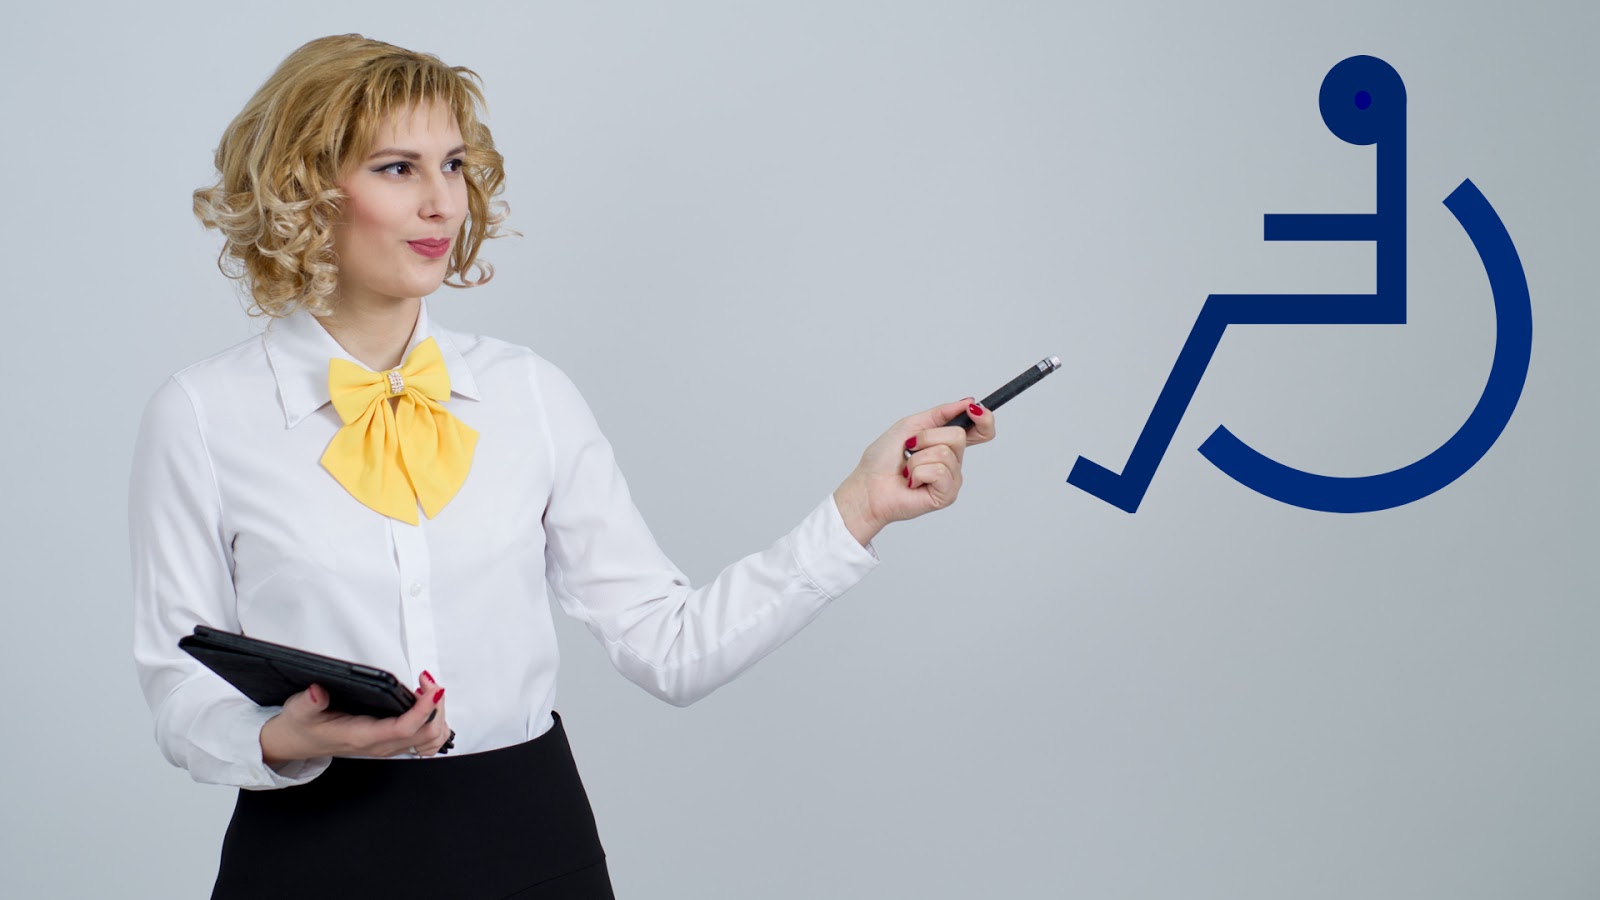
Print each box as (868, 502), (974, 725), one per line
(299, 682), (330, 712)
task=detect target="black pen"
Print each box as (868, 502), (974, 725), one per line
(908, 356), (1062, 454)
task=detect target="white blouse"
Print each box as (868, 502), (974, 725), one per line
(129, 296), (881, 790)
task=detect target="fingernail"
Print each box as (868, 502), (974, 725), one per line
(901, 466), (908, 478)
(969, 404), (983, 417)
(425, 709), (438, 725)
(416, 686), (426, 695)
(433, 688), (445, 704)
(422, 670), (434, 684)
(907, 475), (914, 488)
(905, 436), (917, 450)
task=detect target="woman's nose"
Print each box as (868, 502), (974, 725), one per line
(419, 171), (460, 220)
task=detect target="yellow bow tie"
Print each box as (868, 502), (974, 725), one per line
(320, 337), (478, 525)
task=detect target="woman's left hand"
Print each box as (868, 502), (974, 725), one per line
(832, 397), (996, 546)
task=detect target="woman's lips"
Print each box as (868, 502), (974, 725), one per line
(408, 238), (451, 259)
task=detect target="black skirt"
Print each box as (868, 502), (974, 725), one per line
(212, 710), (614, 899)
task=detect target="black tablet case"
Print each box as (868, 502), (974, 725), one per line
(179, 625), (416, 718)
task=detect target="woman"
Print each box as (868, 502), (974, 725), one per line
(129, 33), (995, 899)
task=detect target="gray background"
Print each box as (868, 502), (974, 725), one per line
(2, 1), (1594, 897)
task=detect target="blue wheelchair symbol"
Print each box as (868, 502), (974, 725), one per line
(1067, 55), (1533, 514)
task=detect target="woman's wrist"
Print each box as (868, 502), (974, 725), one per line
(260, 711), (321, 767)
(833, 476), (884, 547)
(260, 713), (293, 766)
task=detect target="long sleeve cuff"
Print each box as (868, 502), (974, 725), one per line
(162, 692), (333, 791)
(793, 492), (882, 600)
(234, 703), (334, 791)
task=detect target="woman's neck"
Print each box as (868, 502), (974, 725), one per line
(318, 296), (422, 372)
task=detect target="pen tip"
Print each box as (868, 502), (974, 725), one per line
(1047, 355), (1061, 369)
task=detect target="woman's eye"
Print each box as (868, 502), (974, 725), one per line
(375, 159), (464, 176)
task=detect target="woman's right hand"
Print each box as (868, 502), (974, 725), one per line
(260, 671), (452, 767)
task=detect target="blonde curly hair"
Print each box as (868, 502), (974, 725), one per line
(193, 34), (511, 319)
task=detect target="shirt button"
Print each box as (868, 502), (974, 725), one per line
(409, 582), (424, 598)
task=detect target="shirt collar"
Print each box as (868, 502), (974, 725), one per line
(263, 295), (482, 429)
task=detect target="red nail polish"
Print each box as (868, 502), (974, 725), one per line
(969, 404), (983, 417)
(433, 688), (445, 704)
(907, 476), (913, 488)
(422, 670), (434, 684)
(416, 686), (426, 695)
(901, 466), (908, 478)
(905, 436), (917, 450)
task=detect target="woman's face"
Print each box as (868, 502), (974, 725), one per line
(331, 100), (468, 309)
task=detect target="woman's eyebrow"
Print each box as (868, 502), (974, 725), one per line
(366, 144), (468, 161)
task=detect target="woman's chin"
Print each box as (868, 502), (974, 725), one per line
(386, 277), (448, 299)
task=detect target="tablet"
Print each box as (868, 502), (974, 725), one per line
(179, 625), (417, 718)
